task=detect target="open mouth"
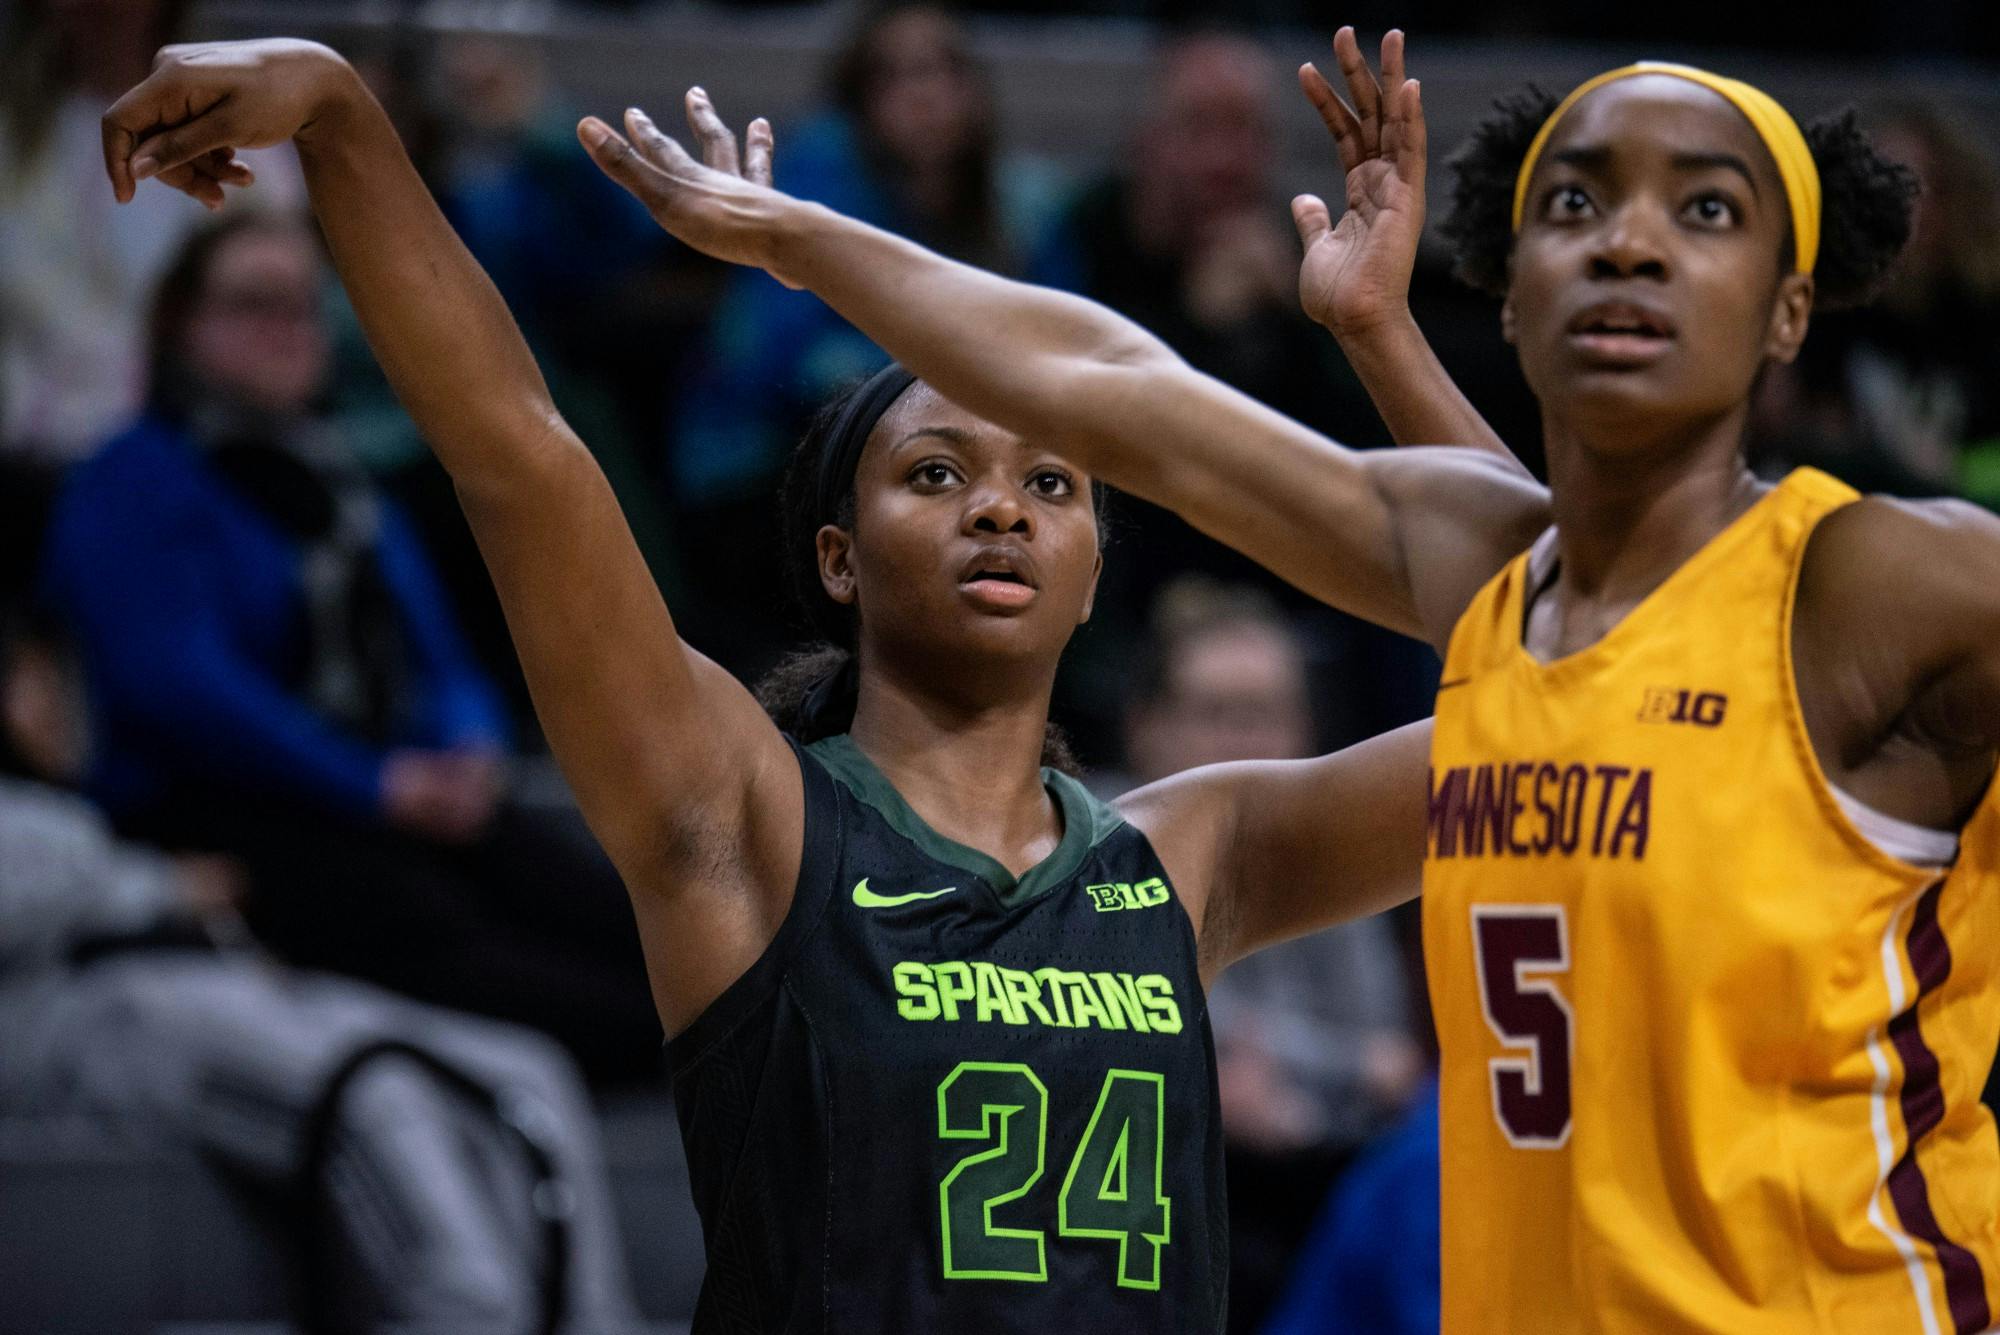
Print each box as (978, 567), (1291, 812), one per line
(958, 548), (1040, 610)
(1567, 301), (1677, 366)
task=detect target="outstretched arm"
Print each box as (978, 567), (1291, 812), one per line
(581, 93), (1546, 653)
(1117, 722), (1433, 980)
(102, 41), (801, 1031)
(1294, 27), (1524, 469)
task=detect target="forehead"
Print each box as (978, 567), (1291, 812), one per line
(1543, 75), (1782, 193)
(862, 382), (1031, 465)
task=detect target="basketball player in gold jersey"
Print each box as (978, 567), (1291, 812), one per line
(107, 24), (1996, 1333)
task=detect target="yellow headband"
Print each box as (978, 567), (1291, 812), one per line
(1509, 62), (1821, 274)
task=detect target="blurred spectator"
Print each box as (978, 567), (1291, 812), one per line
(1030, 31), (1346, 424)
(669, 2), (1065, 673)
(326, 31), (698, 735)
(0, 0), (301, 459)
(1751, 99), (2000, 501)
(1027, 29), (1424, 765)
(38, 213), (661, 1081)
(1111, 577), (1423, 1334)
(0, 588), (646, 1332)
(1260, 1078), (1440, 1335)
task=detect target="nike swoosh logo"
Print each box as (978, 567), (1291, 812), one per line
(851, 878), (960, 909)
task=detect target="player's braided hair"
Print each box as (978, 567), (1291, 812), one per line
(1440, 87), (1918, 311)
(755, 374), (1098, 776)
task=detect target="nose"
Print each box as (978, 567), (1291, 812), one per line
(965, 476), (1032, 537)
(1587, 201), (1671, 282)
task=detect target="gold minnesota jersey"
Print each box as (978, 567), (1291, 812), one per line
(1425, 468), (2000, 1333)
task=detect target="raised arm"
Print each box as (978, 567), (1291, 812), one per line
(102, 42), (801, 1030)
(1293, 27), (1524, 468)
(580, 94), (1547, 654)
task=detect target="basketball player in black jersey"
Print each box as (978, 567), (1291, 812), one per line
(99, 34), (1489, 1333)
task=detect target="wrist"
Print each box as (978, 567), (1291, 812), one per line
(762, 197), (829, 285)
(294, 53), (377, 151)
(1327, 302), (1417, 346)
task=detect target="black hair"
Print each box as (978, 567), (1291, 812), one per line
(1441, 86), (1918, 311)
(753, 374), (1102, 776)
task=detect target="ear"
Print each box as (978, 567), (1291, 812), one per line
(816, 524), (858, 608)
(1500, 290), (1519, 346)
(1078, 548), (1104, 626)
(1763, 270), (1813, 366)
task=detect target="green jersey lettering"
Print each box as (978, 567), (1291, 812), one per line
(974, 961), (1023, 1025)
(1136, 975), (1183, 1034)
(892, 961), (1187, 1036)
(1002, 966), (1055, 1026)
(1066, 974), (1113, 1030)
(895, 961), (942, 1020)
(1034, 967), (1078, 1028)
(1091, 972), (1151, 1034)
(934, 961), (976, 1021)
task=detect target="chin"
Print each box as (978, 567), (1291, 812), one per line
(1549, 366), (1704, 427)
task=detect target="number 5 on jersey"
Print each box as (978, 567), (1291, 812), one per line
(1471, 905), (1574, 1148)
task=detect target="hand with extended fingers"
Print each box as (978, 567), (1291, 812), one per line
(1292, 26), (1428, 340)
(577, 94), (801, 286)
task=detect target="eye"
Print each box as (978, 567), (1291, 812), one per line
(1027, 467), (1074, 499)
(909, 459), (964, 490)
(1543, 184), (1595, 221)
(1682, 192), (1740, 228)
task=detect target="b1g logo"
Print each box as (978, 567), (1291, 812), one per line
(1087, 879), (1169, 912)
(1638, 687), (1728, 728)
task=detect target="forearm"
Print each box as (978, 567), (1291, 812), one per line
(294, 69), (567, 490)
(1334, 312), (1524, 469)
(767, 204), (1429, 626)
(771, 201), (1173, 457)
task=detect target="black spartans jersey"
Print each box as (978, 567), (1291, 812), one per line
(669, 735), (1227, 1333)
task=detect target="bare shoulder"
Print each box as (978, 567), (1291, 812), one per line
(1111, 720), (1433, 973)
(1112, 768), (1234, 937)
(1801, 493), (2000, 650)
(1367, 447), (1553, 650)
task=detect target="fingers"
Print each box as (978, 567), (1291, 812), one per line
(1299, 62), (1364, 175)
(623, 106), (698, 178)
(682, 86), (740, 176)
(744, 117), (775, 189)
(1387, 79), (1427, 192)
(1332, 25), (1382, 157)
(1291, 193), (1335, 251)
(577, 115), (665, 206)
(151, 148), (255, 210)
(101, 112), (138, 203)
(1379, 28), (1406, 101)
(127, 110), (244, 189)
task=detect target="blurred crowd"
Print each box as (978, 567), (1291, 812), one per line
(2, 0), (1997, 1331)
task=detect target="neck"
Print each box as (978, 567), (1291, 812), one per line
(846, 651), (1062, 877)
(1540, 401), (1761, 602)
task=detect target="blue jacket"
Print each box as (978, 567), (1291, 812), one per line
(41, 415), (508, 821)
(1262, 1077), (1441, 1335)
